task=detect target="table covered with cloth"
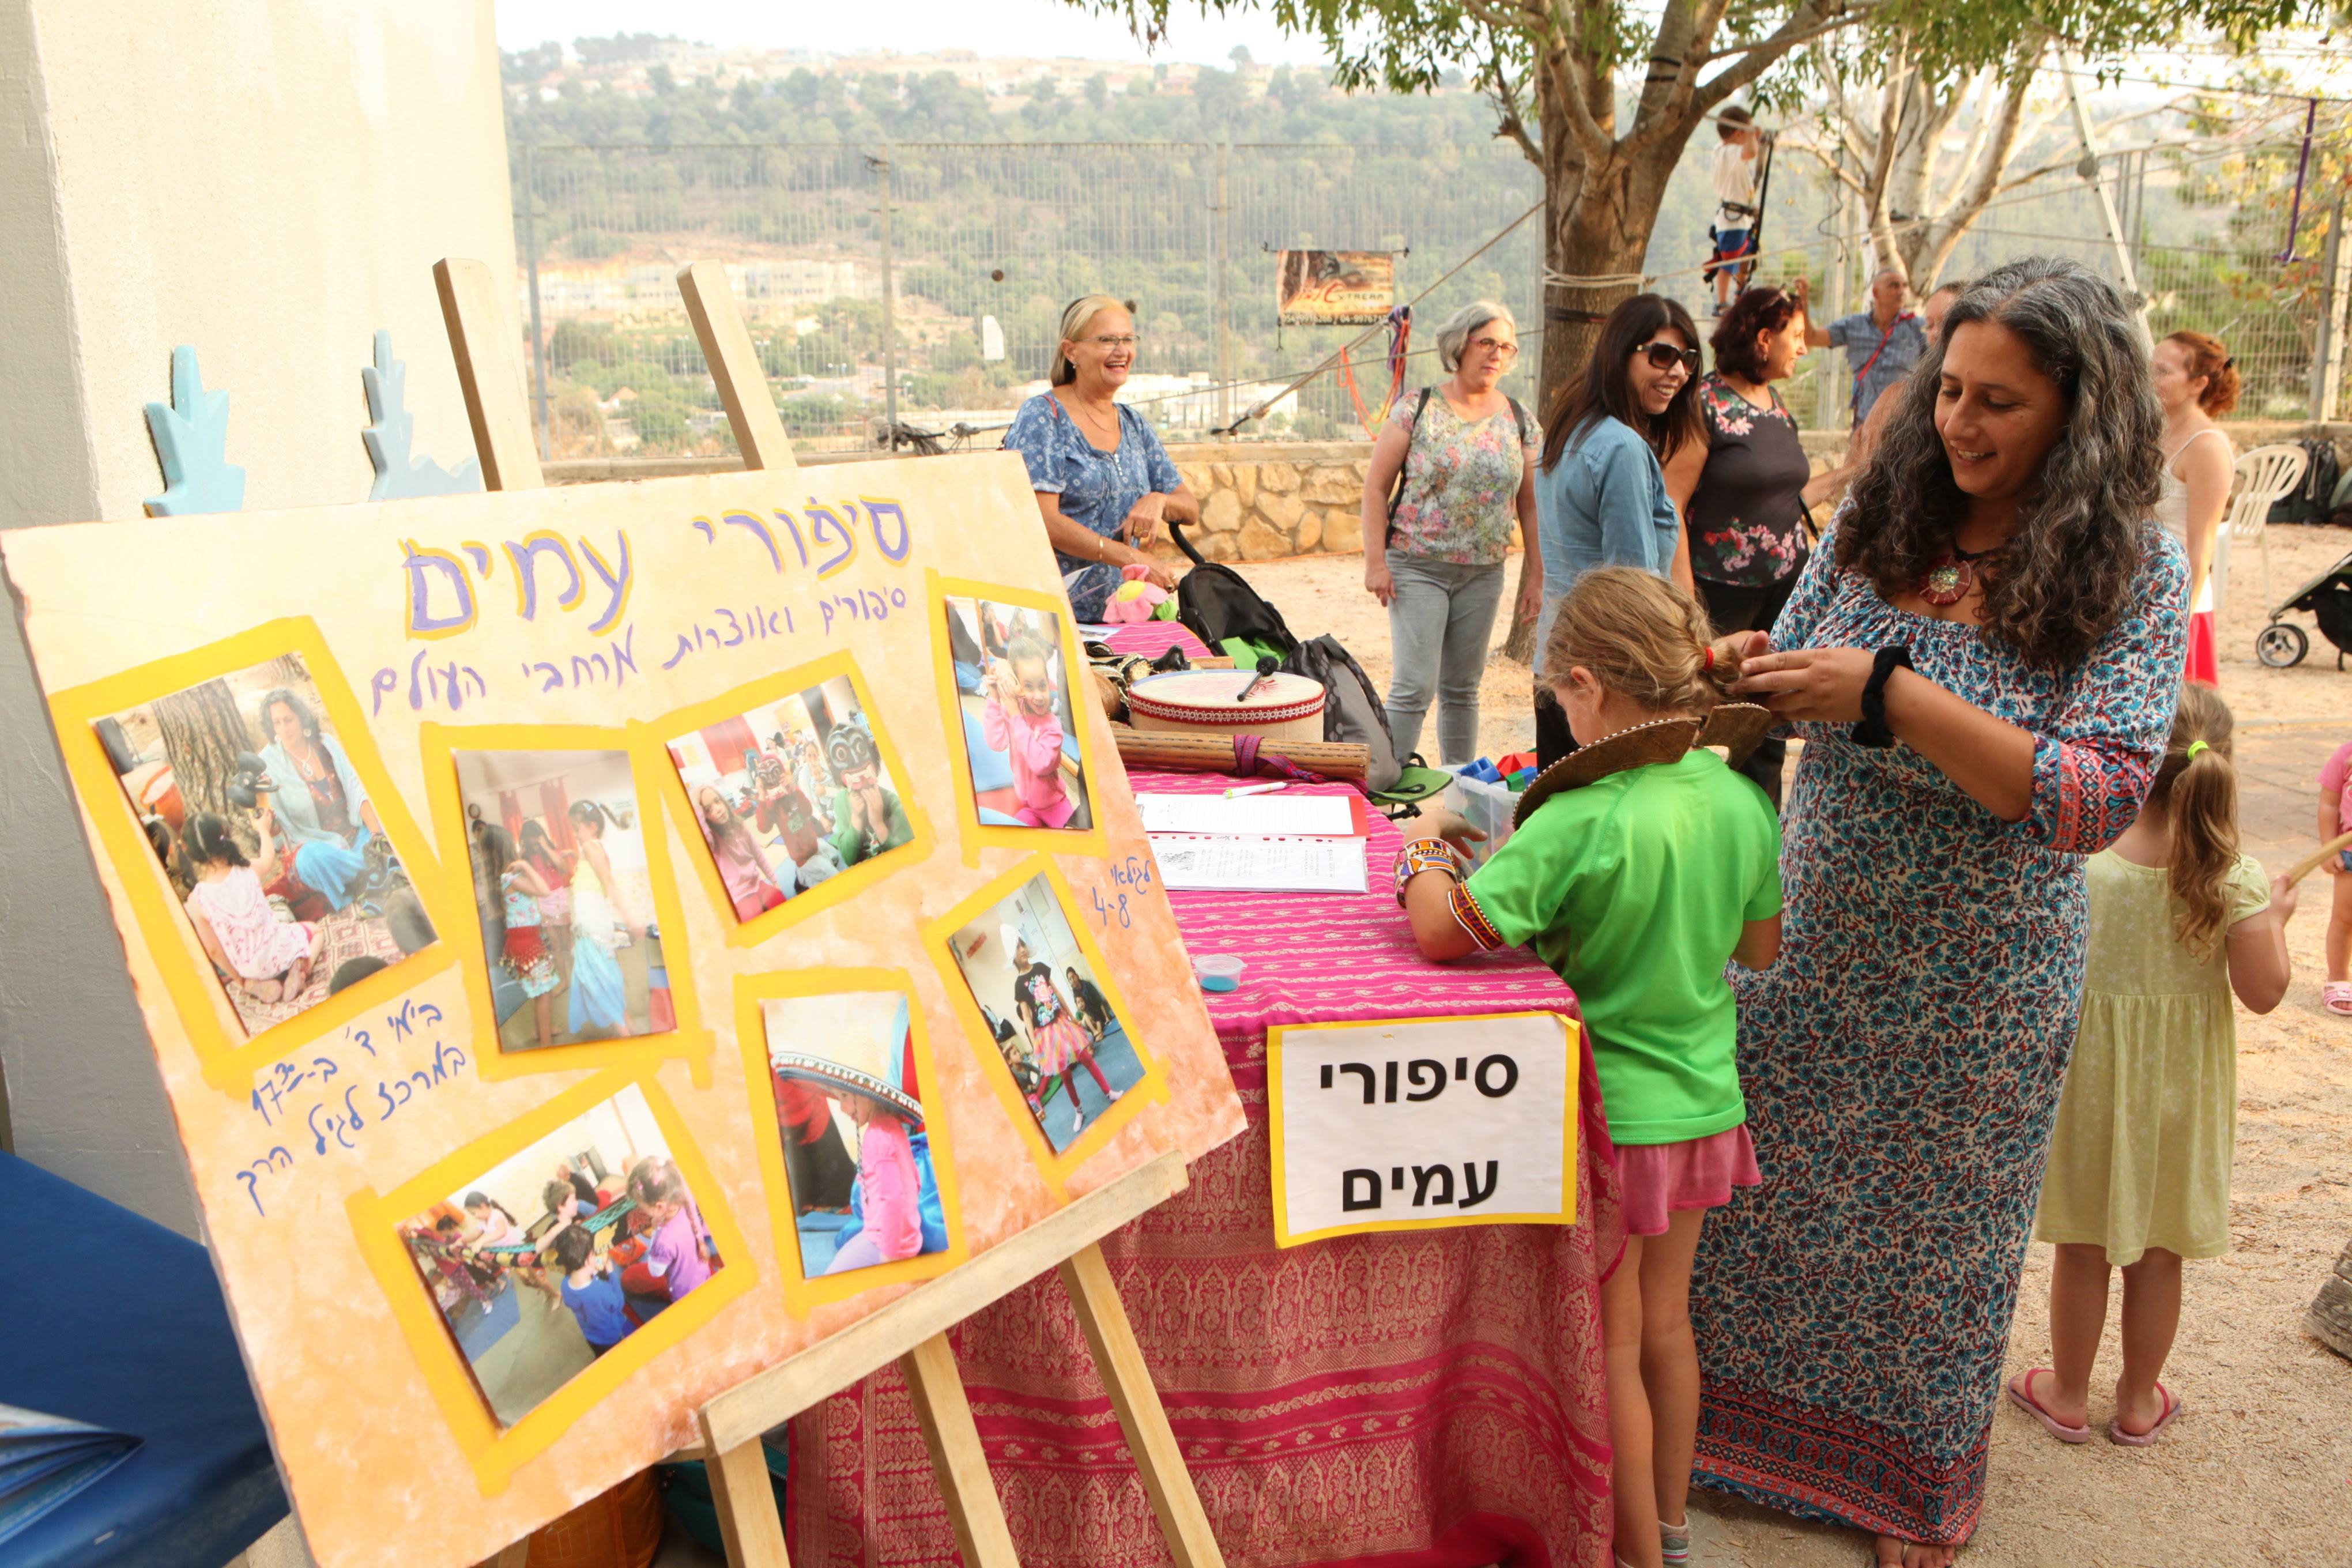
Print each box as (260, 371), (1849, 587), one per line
(787, 770), (1626, 1568)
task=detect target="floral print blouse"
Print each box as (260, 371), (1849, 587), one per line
(1003, 393), (1182, 621)
(1385, 391), (1535, 567)
(1687, 372), (1814, 587)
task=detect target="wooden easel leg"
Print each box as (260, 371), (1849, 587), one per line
(705, 1438), (792, 1568)
(899, 1333), (1022, 1568)
(1058, 1243), (1227, 1568)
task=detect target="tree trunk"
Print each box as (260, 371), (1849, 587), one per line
(154, 678), (255, 831)
(1504, 142), (1676, 666)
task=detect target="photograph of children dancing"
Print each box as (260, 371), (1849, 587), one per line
(455, 749), (666, 1052)
(947, 873), (1143, 1151)
(762, 990), (951, 1281)
(396, 1084), (722, 1427)
(944, 596), (1094, 831)
(664, 674), (915, 922)
(96, 655), (435, 1035)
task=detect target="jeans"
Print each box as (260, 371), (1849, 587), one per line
(1695, 574), (1800, 808)
(1384, 551), (1506, 766)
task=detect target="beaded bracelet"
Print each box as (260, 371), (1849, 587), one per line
(1392, 838), (1462, 908)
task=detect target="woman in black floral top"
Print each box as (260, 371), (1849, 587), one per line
(1665, 285), (1841, 802)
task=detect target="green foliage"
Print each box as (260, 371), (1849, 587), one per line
(626, 394), (690, 451)
(503, 42), (561, 85)
(574, 33), (676, 67)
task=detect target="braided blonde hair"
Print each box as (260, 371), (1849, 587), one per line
(1542, 567), (1738, 713)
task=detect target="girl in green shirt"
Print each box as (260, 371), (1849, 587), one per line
(1396, 566), (1782, 1568)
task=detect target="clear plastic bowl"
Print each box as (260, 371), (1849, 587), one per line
(1192, 954), (1247, 993)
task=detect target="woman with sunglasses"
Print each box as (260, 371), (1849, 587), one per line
(1663, 286), (1845, 804)
(1002, 295), (1200, 621)
(1359, 300), (1542, 765)
(1529, 294), (1705, 766)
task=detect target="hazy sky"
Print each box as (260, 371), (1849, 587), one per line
(492, 0), (1332, 67)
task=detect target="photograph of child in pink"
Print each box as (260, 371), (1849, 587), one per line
(762, 990), (949, 1281)
(944, 597), (1094, 831)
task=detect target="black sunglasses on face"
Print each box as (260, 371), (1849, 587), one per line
(1635, 341), (1701, 374)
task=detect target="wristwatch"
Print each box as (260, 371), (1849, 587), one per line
(1849, 645), (1912, 748)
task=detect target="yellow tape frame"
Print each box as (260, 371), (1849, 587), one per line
(44, 618), (459, 1097)
(649, 651), (937, 949)
(926, 572), (1109, 868)
(347, 1065), (752, 1494)
(414, 721), (710, 1085)
(732, 967), (969, 1316)
(1264, 1011), (1580, 1248)
(921, 854), (1164, 1193)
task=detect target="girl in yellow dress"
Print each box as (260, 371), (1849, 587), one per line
(2013, 684), (2297, 1446)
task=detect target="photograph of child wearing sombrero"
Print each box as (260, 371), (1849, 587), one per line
(763, 991), (951, 1281)
(663, 675), (914, 925)
(945, 873), (1147, 1152)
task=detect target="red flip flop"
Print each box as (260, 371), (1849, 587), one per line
(2108, 1384), (2183, 1446)
(2006, 1369), (2093, 1443)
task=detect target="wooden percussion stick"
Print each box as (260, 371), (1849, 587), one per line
(2281, 827), (2352, 889)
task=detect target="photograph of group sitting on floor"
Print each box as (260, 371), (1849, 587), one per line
(663, 674), (916, 923)
(943, 596), (1094, 831)
(947, 873), (1143, 1152)
(456, 748), (667, 1053)
(96, 655), (436, 1037)
(397, 1084), (722, 1428)
(763, 990), (952, 1282)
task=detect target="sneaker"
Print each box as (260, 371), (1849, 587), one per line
(1661, 1518), (1691, 1566)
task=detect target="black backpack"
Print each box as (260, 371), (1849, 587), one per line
(2270, 438), (2342, 526)
(1284, 634), (1404, 792)
(1167, 519), (1299, 658)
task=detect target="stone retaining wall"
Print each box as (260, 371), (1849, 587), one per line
(550, 422), (2352, 564)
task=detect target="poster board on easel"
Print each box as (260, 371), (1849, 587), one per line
(0, 257), (1243, 1568)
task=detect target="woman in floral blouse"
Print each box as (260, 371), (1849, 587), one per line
(1358, 300), (1542, 764)
(1665, 285), (1842, 802)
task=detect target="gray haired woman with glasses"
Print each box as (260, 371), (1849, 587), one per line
(1002, 295), (1199, 621)
(1358, 299), (1541, 765)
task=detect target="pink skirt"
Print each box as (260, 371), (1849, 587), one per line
(1614, 1124), (1761, 1237)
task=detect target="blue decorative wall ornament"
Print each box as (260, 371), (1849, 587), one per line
(143, 345), (246, 516)
(361, 330), (482, 500)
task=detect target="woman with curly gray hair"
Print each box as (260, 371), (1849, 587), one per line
(1684, 258), (2187, 1568)
(1358, 299), (1541, 764)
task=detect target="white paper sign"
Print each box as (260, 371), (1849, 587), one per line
(1265, 1012), (1576, 1246)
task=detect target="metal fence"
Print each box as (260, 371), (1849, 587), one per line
(511, 135), (2349, 459)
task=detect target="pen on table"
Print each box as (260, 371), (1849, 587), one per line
(1223, 782), (1288, 798)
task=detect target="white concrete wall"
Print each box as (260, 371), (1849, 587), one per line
(0, 0), (518, 1234)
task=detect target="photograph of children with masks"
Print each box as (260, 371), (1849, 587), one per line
(454, 749), (668, 1053)
(662, 675), (914, 923)
(947, 875), (1143, 1152)
(96, 655), (436, 1036)
(396, 1084), (722, 1428)
(943, 597), (1094, 831)
(762, 991), (951, 1281)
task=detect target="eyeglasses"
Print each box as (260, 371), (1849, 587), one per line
(1635, 341), (1701, 374)
(1081, 335), (1140, 349)
(1469, 336), (1520, 359)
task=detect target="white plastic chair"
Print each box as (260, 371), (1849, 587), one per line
(2221, 443), (2309, 616)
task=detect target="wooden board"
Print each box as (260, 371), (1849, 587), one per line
(0, 276), (1242, 1568)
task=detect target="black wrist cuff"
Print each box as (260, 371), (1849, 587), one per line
(1849, 644), (1912, 748)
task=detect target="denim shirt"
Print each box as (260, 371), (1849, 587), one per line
(1534, 414), (1681, 649)
(1002, 393), (1181, 620)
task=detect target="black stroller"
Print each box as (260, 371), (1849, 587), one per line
(2255, 549), (2352, 668)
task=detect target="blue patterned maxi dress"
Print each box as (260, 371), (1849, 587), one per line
(1688, 521), (2186, 1545)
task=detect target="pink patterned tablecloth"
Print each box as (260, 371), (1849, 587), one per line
(1090, 620), (1214, 662)
(790, 772), (1624, 1568)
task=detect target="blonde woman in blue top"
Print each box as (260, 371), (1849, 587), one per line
(1002, 296), (1200, 621)
(1531, 293), (1705, 766)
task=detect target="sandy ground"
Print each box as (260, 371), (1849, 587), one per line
(1230, 529), (2352, 1567)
